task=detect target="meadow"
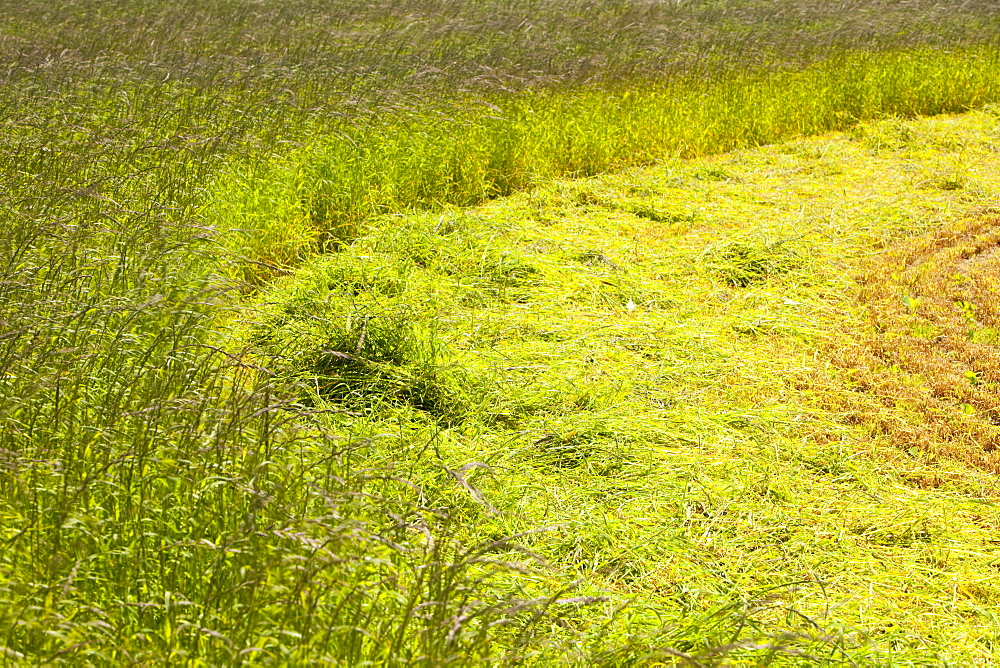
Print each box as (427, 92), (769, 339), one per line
(2, 0), (1000, 664)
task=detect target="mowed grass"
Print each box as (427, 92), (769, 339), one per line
(242, 110), (1000, 664)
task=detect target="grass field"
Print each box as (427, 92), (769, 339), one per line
(235, 110), (1000, 665)
(2, 0), (1000, 664)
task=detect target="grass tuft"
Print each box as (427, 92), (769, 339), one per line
(703, 238), (802, 287)
(311, 308), (482, 423)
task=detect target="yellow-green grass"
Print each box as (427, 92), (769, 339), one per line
(209, 47), (1000, 285)
(243, 110), (1000, 663)
(7, 1), (1000, 663)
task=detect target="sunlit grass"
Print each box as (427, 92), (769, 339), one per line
(242, 110), (1000, 664)
(212, 47), (1000, 283)
(4, 0), (1000, 663)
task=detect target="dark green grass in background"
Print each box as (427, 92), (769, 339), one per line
(2, 0), (1000, 663)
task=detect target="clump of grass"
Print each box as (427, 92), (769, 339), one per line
(628, 205), (697, 226)
(852, 116), (921, 151)
(237, 214), (552, 427)
(703, 238), (802, 287)
(310, 308), (482, 424)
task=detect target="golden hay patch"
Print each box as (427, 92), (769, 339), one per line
(825, 213), (1000, 474)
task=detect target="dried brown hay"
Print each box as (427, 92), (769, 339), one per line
(824, 213), (1000, 475)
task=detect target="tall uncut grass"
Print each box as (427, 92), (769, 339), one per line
(2, 0), (1000, 662)
(214, 47), (1000, 279)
